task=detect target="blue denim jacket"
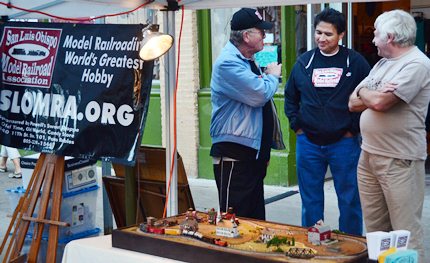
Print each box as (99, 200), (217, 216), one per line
(210, 41), (280, 152)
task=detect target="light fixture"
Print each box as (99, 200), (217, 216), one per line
(139, 24), (173, 61)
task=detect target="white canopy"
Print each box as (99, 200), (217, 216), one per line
(1, 0), (386, 19)
(152, 0), (380, 9)
(0, 1), (133, 19)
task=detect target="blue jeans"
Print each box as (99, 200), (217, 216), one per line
(296, 134), (363, 235)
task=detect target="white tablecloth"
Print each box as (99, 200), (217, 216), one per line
(61, 234), (185, 263)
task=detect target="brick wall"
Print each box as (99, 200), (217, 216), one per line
(159, 10), (200, 179)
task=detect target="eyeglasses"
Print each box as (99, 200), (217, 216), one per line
(247, 29), (266, 39)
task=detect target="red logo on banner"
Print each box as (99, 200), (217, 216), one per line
(1, 27), (62, 88)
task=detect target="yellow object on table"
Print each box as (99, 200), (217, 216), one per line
(378, 247), (397, 263)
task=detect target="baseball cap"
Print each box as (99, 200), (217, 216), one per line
(231, 8), (273, 31)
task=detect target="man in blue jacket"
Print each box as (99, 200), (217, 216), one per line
(210, 8), (284, 220)
(284, 8), (370, 235)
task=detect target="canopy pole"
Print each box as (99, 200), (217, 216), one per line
(347, 2), (352, 49)
(306, 4), (313, 51)
(163, 10), (178, 217)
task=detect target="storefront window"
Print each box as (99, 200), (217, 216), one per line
(210, 8), (238, 63)
(210, 7), (282, 70)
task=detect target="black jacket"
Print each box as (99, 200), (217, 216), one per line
(284, 46), (371, 145)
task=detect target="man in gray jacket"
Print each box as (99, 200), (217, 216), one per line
(210, 8), (283, 220)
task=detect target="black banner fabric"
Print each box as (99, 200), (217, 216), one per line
(0, 22), (154, 164)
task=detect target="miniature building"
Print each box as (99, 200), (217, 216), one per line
(207, 208), (217, 225)
(146, 217), (156, 227)
(308, 220), (331, 245)
(180, 209), (199, 232)
(224, 207), (235, 220)
(192, 210), (202, 222)
(216, 219), (239, 238)
(260, 228), (275, 243)
(222, 207), (240, 225)
(180, 217), (198, 232)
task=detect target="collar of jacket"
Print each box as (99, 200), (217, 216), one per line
(304, 47), (350, 70)
(225, 41), (256, 62)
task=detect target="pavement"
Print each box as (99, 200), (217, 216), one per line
(0, 159), (429, 262)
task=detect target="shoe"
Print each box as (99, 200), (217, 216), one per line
(8, 172), (22, 179)
(0, 167), (6, 172)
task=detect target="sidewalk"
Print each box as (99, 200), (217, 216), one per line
(0, 160), (429, 262)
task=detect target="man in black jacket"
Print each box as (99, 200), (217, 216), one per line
(284, 8), (370, 235)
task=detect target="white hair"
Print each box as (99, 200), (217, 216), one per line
(374, 9), (416, 47)
(230, 29), (247, 47)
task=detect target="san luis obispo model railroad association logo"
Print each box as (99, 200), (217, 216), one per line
(1, 27), (62, 88)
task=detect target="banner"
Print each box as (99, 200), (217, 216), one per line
(0, 22), (154, 164)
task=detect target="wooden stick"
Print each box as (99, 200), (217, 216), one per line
(27, 157), (56, 263)
(4, 154), (48, 263)
(8, 254), (27, 263)
(45, 155), (65, 263)
(11, 155), (50, 261)
(21, 216), (69, 227)
(2, 154), (66, 263)
(0, 196), (24, 253)
(0, 154), (46, 260)
(1, 197), (31, 263)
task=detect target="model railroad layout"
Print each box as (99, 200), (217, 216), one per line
(112, 209), (368, 262)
